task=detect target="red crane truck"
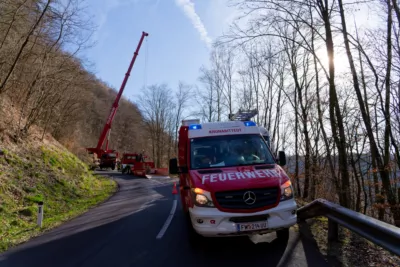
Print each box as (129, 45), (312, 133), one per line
(121, 153), (138, 174)
(120, 152), (149, 174)
(86, 32), (149, 168)
(120, 152), (169, 178)
(169, 118), (297, 242)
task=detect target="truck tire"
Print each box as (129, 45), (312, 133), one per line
(276, 228), (289, 243)
(183, 210), (204, 246)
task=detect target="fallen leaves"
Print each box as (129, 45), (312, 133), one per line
(308, 217), (400, 267)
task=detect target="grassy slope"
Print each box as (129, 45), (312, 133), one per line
(0, 141), (117, 252)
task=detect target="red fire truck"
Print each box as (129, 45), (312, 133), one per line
(121, 153), (138, 174)
(169, 118), (297, 242)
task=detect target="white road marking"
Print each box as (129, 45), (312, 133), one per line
(150, 179), (164, 185)
(156, 196), (177, 239)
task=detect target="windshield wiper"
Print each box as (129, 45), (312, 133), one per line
(197, 169), (222, 174)
(236, 162), (275, 166)
(192, 162), (275, 170)
(254, 164), (275, 169)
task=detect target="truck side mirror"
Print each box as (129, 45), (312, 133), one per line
(169, 158), (178, 174)
(278, 151), (286, 166)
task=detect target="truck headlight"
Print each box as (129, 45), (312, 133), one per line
(192, 188), (215, 207)
(280, 180), (294, 201)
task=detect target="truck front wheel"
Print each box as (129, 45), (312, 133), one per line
(184, 211), (204, 246)
(276, 228), (289, 243)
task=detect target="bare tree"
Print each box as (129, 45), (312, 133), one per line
(137, 84), (175, 168)
(0, 0), (52, 94)
(173, 82), (193, 147)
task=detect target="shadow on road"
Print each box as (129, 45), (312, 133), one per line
(148, 187), (331, 267)
(0, 175), (332, 267)
(0, 179), (174, 267)
(96, 171), (171, 182)
(94, 171), (148, 180)
(184, 236), (289, 266)
(298, 221), (338, 267)
(116, 175), (148, 181)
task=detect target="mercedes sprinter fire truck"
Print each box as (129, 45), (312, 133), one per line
(169, 117), (297, 242)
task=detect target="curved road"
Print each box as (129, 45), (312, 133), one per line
(0, 171), (332, 267)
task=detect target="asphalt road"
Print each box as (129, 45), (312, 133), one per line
(0, 171), (333, 267)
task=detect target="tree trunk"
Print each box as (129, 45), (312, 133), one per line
(0, 0), (52, 93)
(310, 3), (337, 198)
(337, 0), (399, 223)
(294, 74), (301, 198)
(319, 0), (351, 207)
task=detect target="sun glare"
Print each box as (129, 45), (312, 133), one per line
(315, 49), (349, 75)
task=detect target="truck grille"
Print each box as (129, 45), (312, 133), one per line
(214, 187), (279, 210)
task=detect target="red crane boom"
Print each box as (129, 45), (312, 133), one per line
(87, 31), (149, 158)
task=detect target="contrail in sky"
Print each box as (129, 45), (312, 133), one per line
(175, 0), (212, 49)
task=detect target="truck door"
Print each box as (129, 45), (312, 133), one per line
(178, 135), (191, 211)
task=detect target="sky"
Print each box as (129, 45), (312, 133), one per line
(83, 0), (237, 101)
(80, 0), (381, 105)
(78, 0), (382, 154)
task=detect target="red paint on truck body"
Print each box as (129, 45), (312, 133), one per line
(187, 165), (288, 213)
(177, 123), (290, 213)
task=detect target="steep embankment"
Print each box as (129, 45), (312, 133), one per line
(0, 141), (117, 252)
(0, 0), (151, 253)
(0, 101), (117, 252)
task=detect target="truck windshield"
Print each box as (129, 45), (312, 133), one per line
(102, 153), (116, 159)
(190, 134), (275, 170)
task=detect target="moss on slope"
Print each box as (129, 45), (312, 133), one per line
(0, 145), (116, 252)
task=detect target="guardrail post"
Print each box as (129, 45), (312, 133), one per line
(37, 201), (44, 227)
(297, 199), (400, 256)
(328, 218), (338, 242)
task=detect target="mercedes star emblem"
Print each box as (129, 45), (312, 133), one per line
(243, 191), (256, 205)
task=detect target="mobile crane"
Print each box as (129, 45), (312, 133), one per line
(86, 31), (149, 169)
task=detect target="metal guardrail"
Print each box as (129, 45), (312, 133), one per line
(297, 198), (400, 257)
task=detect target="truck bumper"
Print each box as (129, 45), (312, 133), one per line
(188, 199), (297, 237)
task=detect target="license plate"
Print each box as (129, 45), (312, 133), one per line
(237, 221), (268, 232)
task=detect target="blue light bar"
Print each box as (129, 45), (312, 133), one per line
(244, 121), (257, 127)
(189, 124), (202, 130)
